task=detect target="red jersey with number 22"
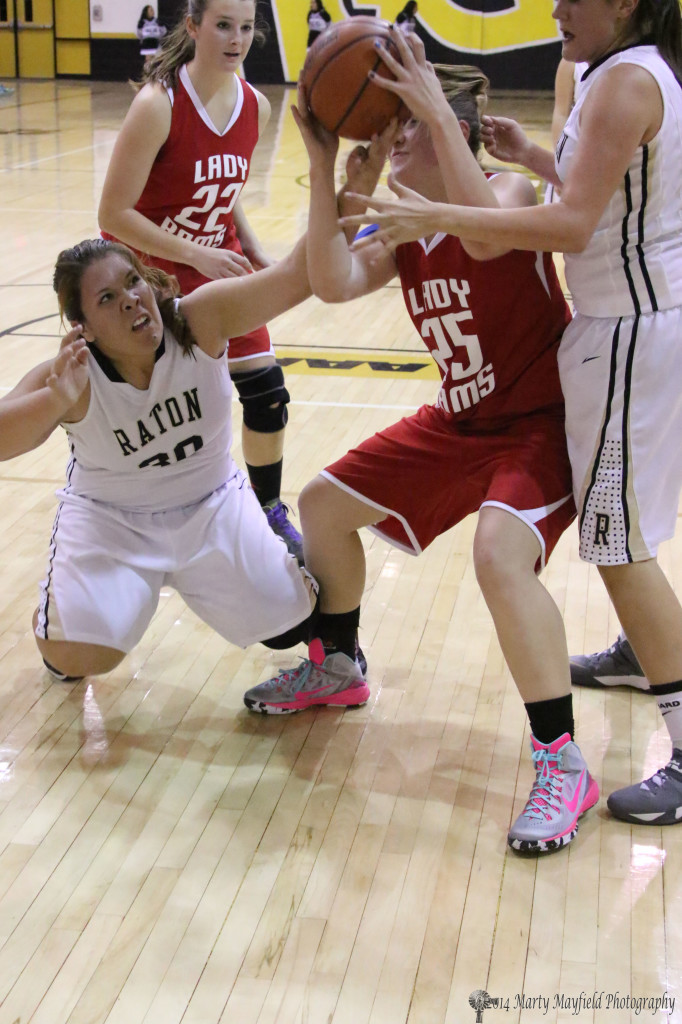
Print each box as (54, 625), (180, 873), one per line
(106, 65), (260, 296)
(395, 231), (571, 423)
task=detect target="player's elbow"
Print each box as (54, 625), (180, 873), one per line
(562, 224), (593, 254)
(97, 199), (114, 235)
(311, 278), (354, 303)
(97, 194), (124, 237)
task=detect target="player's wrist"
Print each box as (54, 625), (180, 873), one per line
(43, 383), (75, 417)
(184, 240), (205, 269)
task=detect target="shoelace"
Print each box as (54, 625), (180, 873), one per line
(645, 756), (682, 789)
(523, 749), (564, 820)
(270, 656), (325, 693)
(586, 636), (627, 667)
(266, 501), (296, 523)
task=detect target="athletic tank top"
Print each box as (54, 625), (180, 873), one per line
(557, 45), (682, 316)
(395, 229), (571, 423)
(103, 65), (260, 295)
(62, 328), (234, 512)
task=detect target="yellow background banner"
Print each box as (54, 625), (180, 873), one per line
(275, 0), (560, 81)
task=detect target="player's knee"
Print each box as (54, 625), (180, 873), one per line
(34, 616), (125, 679)
(232, 364), (289, 434)
(261, 622), (307, 650)
(473, 530), (517, 592)
(261, 616), (310, 651)
(298, 475), (336, 533)
(40, 647), (124, 679)
(261, 582), (319, 649)
(299, 475), (324, 517)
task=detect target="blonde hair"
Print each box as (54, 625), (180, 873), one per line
(433, 64), (489, 154)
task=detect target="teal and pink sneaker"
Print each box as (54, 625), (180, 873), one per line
(508, 733), (599, 854)
(243, 638), (370, 714)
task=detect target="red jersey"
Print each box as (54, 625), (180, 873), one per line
(104, 65), (260, 295)
(395, 231), (571, 424)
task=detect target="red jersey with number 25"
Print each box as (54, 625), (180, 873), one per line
(395, 231), (571, 423)
(106, 65), (260, 295)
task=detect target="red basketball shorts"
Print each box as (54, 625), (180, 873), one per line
(321, 403), (576, 570)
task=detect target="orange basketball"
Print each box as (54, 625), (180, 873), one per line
(301, 17), (406, 141)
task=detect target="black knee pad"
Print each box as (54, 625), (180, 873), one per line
(231, 364), (290, 433)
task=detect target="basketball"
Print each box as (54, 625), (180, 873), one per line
(301, 17), (406, 141)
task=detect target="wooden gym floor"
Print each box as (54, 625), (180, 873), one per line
(0, 78), (680, 1024)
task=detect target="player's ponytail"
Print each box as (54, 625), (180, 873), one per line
(628, 0), (682, 79)
(433, 65), (489, 157)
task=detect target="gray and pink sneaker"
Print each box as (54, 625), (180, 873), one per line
(244, 638), (370, 714)
(508, 733), (599, 854)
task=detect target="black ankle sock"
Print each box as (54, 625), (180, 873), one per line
(246, 458), (283, 507)
(650, 679), (682, 695)
(314, 607), (360, 661)
(524, 694), (575, 744)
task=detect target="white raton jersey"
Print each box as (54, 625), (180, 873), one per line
(556, 44), (682, 317)
(62, 330), (235, 512)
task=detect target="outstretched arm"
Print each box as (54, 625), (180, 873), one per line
(178, 235), (312, 356)
(341, 63), (662, 256)
(294, 82), (396, 302)
(0, 331), (89, 460)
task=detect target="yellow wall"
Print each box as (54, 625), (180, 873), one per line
(276, 0), (559, 81)
(56, 38), (90, 74)
(56, 0), (90, 75)
(56, 0), (90, 38)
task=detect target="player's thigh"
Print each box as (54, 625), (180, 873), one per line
(35, 499), (164, 653)
(172, 481), (313, 647)
(478, 415), (575, 572)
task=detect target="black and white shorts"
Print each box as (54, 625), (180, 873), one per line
(559, 305), (682, 564)
(35, 471), (313, 652)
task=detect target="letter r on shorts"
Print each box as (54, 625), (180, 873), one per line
(594, 513), (610, 546)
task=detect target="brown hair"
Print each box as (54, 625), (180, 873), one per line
(53, 238), (197, 356)
(628, 0), (682, 79)
(433, 64), (489, 156)
(140, 0), (267, 89)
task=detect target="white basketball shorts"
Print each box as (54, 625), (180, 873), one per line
(35, 470), (313, 652)
(558, 305), (682, 564)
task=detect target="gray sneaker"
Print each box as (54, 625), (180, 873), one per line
(607, 751), (682, 824)
(508, 733), (599, 854)
(570, 633), (649, 691)
(244, 639), (370, 714)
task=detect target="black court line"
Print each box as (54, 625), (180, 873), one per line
(276, 342), (428, 355)
(0, 314), (58, 338)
